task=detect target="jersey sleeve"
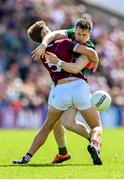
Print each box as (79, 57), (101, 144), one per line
(86, 40), (95, 50)
(70, 41), (80, 52)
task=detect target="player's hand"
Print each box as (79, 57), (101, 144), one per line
(91, 62), (98, 72)
(45, 52), (58, 64)
(31, 44), (47, 60)
(85, 62), (98, 72)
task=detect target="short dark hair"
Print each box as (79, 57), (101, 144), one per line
(75, 17), (92, 31)
(27, 21), (46, 43)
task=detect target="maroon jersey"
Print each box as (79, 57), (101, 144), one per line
(41, 38), (87, 84)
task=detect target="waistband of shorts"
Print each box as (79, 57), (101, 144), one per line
(57, 78), (79, 85)
(56, 79), (87, 88)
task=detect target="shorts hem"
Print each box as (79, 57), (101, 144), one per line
(51, 104), (68, 111)
(77, 105), (92, 110)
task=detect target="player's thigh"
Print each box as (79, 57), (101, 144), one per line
(60, 107), (78, 125)
(46, 105), (63, 127)
(79, 107), (102, 129)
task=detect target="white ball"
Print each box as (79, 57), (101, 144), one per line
(91, 90), (111, 112)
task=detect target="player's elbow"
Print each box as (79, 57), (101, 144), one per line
(90, 51), (99, 63)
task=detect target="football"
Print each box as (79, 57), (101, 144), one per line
(91, 90), (111, 111)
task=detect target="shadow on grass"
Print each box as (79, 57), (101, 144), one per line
(0, 163), (93, 167)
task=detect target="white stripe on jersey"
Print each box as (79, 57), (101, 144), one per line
(73, 43), (80, 52)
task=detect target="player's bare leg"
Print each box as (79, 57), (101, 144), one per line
(53, 120), (66, 148)
(49, 78), (90, 164)
(52, 120), (71, 164)
(13, 106), (63, 164)
(52, 120), (70, 164)
(51, 107), (90, 164)
(61, 107), (90, 139)
(54, 109), (90, 146)
(79, 107), (102, 165)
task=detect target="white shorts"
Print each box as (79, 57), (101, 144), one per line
(50, 79), (92, 111)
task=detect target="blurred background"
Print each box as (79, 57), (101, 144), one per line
(0, 0), (124, 129)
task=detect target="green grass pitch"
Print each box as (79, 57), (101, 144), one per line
(0, 128), (124, 179)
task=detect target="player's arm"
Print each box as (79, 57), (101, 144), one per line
(73, 43), (99, 72)
(61, 55), (89, 74)
(45, 32), (99, 64)
(55, 43), (99, 73)
(31, 30), (67, 60)
(42, 30), (67, 45)
(42, 33), (99, 63)
(74, 43), (99, 64)
(45, 52), (90, 74)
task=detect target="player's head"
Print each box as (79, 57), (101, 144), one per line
(27, 21), (50, 43)
(75, 17), (92, 44)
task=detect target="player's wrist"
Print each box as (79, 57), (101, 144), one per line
(57, 58), (64, 66)
(41, 42), (47, 48)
